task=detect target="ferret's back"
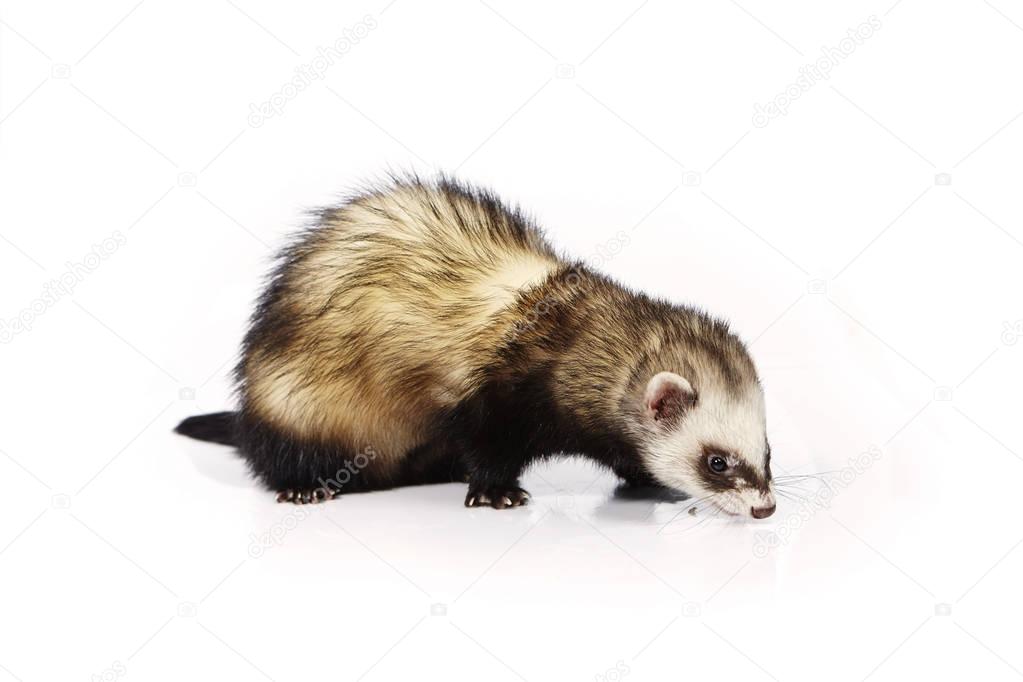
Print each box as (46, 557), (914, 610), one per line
(240, 178), (562, 471)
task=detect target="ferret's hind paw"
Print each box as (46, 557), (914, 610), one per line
(276, 487), (337, 505)
(465, 485), (530, 509)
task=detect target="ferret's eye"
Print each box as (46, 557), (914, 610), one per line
(707, 455), (729, 473)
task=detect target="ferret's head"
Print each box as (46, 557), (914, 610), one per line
(636, 371), (775, 519)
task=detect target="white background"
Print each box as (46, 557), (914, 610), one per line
(2, 0), (1022, 680)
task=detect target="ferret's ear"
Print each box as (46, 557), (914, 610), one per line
(643, 372), (696, 426)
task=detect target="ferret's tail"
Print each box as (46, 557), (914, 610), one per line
(175, 411), (237, 446)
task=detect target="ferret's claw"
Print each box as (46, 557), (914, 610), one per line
(464, 485), (530, 510)
(276, 487), (337, 505)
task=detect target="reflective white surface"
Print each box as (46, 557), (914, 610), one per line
(2, 0), (1023, 679)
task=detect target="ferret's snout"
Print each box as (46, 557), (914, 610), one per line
(751, 503), (776, 519)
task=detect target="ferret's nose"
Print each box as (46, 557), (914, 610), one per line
(751, 504), (775, 519)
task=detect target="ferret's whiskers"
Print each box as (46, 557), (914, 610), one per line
(774, 479), (822, 490)
(773, 485), (816, 498)
(774, 474), (833, 483)
(674, 514), (712, 535)
(673, 501), (729, 535)
(657, 494), (715, 534)
(775, 488), (810, 504)
(773, 474), (832, 491)
(775, 470), (840, 481)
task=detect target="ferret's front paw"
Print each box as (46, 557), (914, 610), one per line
(465, 485), (530, 509)
(276, 487), (337, 504)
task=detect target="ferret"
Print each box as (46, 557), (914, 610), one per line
(176, 175), (776, 518)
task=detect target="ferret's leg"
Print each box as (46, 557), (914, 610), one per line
(452, 384), (552, 507)
(455, 431), (533, 510)
(401, 438), (469, 485)
(235, 410), (382, 505)
(611, 463), (658, 488)
(450, 378), (554, 509)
